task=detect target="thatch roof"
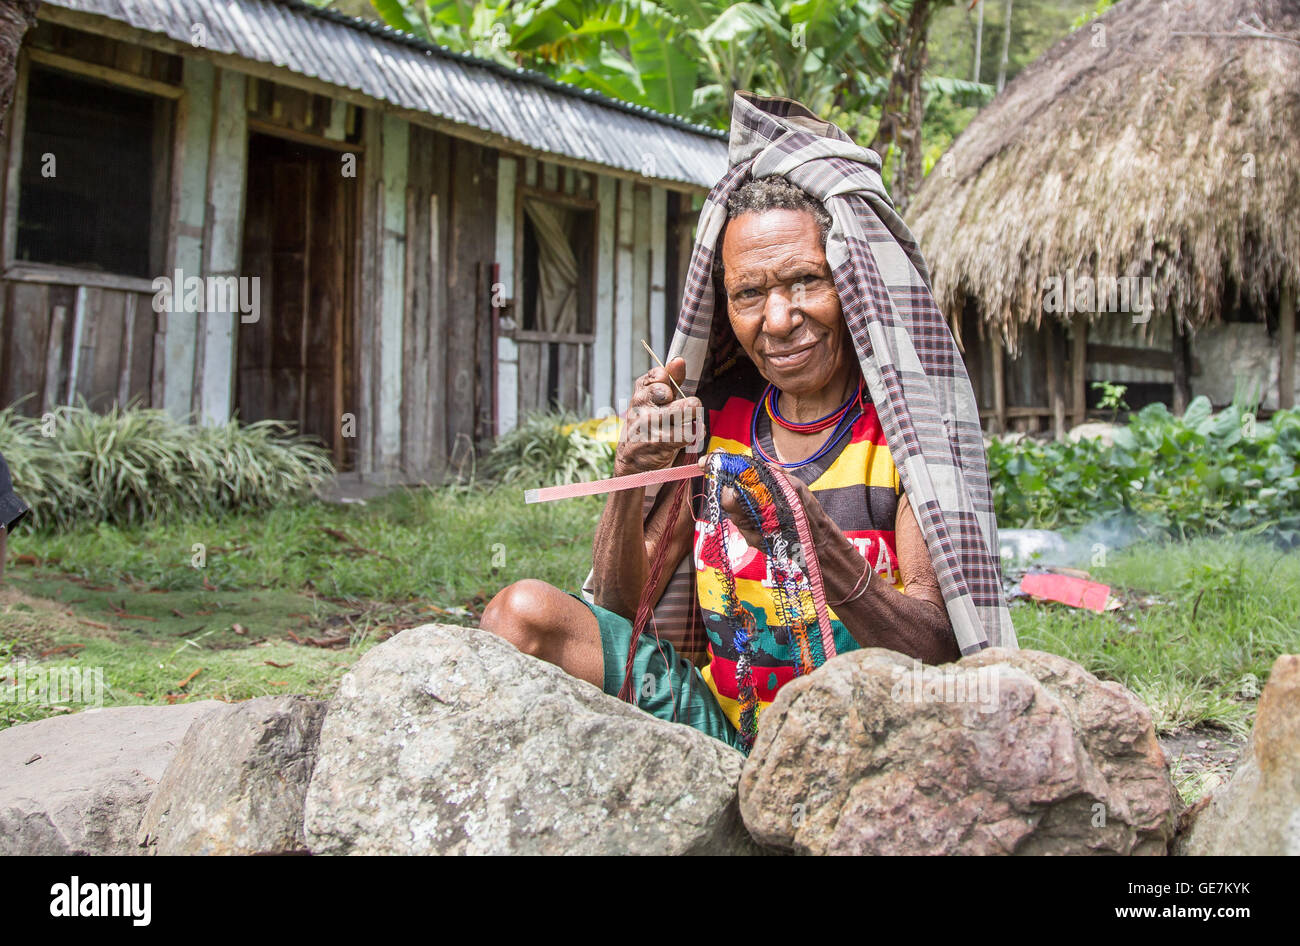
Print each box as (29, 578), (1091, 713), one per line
(908, 0), (1300, 352)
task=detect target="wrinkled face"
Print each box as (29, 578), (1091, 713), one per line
(719, 209), (850, 398)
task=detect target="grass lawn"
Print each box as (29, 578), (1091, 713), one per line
(3, 484), (1297, 801)
(1, 484), (603, 727)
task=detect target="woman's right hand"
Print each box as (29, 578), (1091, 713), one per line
(615, 357), (704, 476)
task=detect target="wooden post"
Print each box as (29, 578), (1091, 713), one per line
(117, 294), (136, 407)
(65, 288), (88, 405)
(1048, 319), (1066, 440)
(1172, 314), (1191, 415)
(990, 331), (1006, 434)
(43, 305), (67, 412)
(1071, 314), (1087, 427)
(1280, 284), (1296, 411)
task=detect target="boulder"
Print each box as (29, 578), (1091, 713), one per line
(0, 702), (223, 855)
(138, 696), (327, 855)
(739, 648), (1180, 855)
(304, 624), (756, 855)
(1179, 654), (1300, 855)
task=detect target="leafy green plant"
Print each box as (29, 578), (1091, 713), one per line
(1091, 379), (1129, 422)
(988, 398), (1300, 546)
(480, 411), (614, 487)
(0, 404), (333, 531)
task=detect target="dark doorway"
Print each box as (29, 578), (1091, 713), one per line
(238, 133), (356, 469)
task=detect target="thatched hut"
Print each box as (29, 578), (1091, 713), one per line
(908, 0), (1299, 435)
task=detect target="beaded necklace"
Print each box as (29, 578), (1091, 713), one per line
(752, 378), (865, 471)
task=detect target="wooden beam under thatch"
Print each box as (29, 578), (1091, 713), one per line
(908, 0), (1300, 353)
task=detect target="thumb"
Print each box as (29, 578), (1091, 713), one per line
(666, 356), (687, 383)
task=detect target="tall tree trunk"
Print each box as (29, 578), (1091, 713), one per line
(0, 0), (38, 123)
(972, 0), (984, 83)
(996, 0), (1014, 92)
(869, 0), (933, 211)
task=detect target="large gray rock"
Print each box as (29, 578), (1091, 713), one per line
(739, 648), (1180, 855)
(1180, 654), (1300, 855)
(138, 696), (326, 855)
(0, 702), (223, 855)
(304, 624), (755, 855)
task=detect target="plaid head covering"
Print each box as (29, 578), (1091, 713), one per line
(586, 92), (1016, 656)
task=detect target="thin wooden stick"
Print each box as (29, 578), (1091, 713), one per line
(641, 339), (685, 400)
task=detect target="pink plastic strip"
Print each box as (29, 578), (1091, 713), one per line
(524, 464), (704, 504)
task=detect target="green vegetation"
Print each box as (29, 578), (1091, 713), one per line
(988, 397), (1300, 546)
(0, 404), (333, 531)
(362, 1), (930, 126)
(4, 401), (1295, 805)
(1014, 536), (1300, 737)
(928, 0), (1095, 87)
(480, 411), (614, 486)
(2, 484), (603, 729)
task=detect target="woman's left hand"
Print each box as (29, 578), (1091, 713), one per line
(698, 453), (834, 551)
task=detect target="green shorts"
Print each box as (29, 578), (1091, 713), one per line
(569, 593), (743, 752)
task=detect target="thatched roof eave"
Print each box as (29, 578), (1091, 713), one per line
(908, 0), (1300, 350)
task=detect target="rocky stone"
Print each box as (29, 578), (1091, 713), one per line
(739, 648), (1180, 855)
(138, 696), (327, 855)
(304, 623), (756, 855)
(0, 702), (222, 855)
(1179, 654), (1300, 855)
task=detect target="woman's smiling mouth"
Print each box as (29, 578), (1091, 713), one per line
(764, 341), (818, 369)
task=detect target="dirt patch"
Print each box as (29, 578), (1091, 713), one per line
(0, 586), (114, 658)
(1160, 729), (1247, 804)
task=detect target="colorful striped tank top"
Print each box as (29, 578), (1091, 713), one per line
(691, 371), (904, 731)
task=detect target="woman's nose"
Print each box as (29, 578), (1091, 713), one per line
(763, 289), (803, 336)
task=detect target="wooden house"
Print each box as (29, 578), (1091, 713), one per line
(0, 0), (727, 478)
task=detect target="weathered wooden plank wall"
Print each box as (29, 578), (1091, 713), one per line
(0, 280), (154, 412)
(194, 67), (247, 426)
(494, 154), (518, 437)
(613, 179), (634, 411)
(162, 57), (215, 419)
(445, 137), (497, 467)
(401, 124), (451, 476)
(376, 113), (408, 469)
(649, 187), (667, 361)
(592, 176), (617, 416)
(2, 18), (717, 482)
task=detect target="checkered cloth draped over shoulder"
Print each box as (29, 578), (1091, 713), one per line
(584, 91), (1016, 658)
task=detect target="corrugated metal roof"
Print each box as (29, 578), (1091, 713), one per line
(45, 0), (728, 189)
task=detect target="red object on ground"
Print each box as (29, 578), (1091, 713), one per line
(1021, 573), (1111, 611)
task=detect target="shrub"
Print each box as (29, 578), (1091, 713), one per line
(480, 411), (614, 487)
(988, 397), (1300, 545)
(0, 404), (333, 531)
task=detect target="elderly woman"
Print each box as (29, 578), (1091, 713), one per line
(484, 93), (1013, 751)
(484, 176), (963, 751)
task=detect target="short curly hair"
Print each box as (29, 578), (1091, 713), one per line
(711, 177), (831, 281)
